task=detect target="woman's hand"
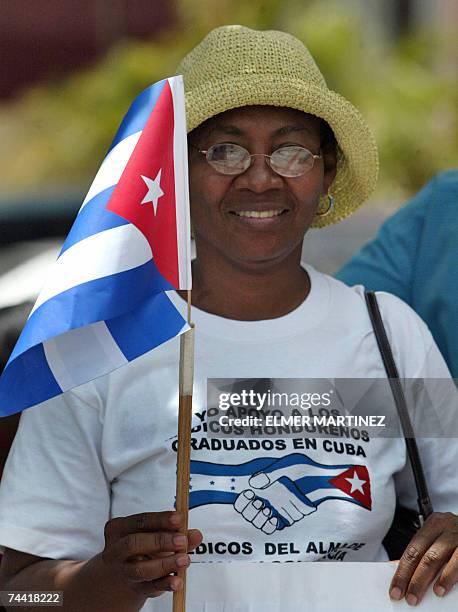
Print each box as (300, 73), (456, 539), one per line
(101, 511), (203, 599)
(389, 512), (458, 606)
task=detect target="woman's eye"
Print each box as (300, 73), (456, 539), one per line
(210, 144), (246, 161)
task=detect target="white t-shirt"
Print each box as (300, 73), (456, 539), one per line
(0, 266), (457, 609)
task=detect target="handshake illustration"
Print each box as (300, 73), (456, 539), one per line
(233, 455), (318, 534)
(189, 452), (370, 534)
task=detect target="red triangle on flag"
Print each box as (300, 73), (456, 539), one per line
(107, 80), (180, 288)
(329, 465), (372, 510)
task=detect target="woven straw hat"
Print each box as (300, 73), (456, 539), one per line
(177, 25), (378, 227)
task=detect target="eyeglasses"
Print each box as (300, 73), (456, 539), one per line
(198, 143), (322, 178)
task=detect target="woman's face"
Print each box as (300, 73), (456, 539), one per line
(188, 105), (336, 271)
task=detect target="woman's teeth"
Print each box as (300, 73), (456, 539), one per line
(235, 210), (284, 218)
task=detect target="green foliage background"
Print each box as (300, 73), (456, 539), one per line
(0, 0), (456, 206)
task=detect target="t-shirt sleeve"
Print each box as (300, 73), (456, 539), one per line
(335, 179), (435, 302)
(376, 291), (458, 514)
(0, 384), (110, 560)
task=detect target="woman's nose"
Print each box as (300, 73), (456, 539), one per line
(235, 154), (283, 192)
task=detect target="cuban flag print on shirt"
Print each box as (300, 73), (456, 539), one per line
(0, 77), (191, 416)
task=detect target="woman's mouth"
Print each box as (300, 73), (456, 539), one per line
(232, 209), (288, 218)
(227, 208), (291, 230)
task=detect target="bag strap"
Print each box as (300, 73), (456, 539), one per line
(364, 291), (434, 521)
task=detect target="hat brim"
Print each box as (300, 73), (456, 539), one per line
(184, 75), (379, 227)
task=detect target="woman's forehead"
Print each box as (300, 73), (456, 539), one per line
(192, 105), (321, 139)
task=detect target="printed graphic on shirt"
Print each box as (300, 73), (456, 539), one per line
(189, 453), (371, 533)
(168, 400), (378, 561)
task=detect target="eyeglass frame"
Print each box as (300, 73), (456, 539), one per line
(196, 143), (323, 178)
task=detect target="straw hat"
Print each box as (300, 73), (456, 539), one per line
(177, 25), (379, 227)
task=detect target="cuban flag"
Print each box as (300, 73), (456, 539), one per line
(0, 76), (191, 417)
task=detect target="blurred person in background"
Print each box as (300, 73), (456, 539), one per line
(337, 169), (458, 378)
(0, 25), (457, 612)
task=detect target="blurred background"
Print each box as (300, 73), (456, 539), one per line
(0, 0), (457, 317)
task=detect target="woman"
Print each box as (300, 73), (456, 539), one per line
(0, 26), (457, 611)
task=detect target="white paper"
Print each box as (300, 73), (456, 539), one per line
(146, 562), (457, 611)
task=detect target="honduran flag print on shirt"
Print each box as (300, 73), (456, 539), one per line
(0, 76), (191, 417)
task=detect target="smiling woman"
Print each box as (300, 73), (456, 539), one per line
(185, 106), (335, 320)
(0, 25), (457, 612)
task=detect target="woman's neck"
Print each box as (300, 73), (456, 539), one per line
(179, 246), (310, 321)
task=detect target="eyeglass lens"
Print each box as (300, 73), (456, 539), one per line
(205, 143), (315, 177)
(206, 144), (249, 174)
(269, 146), (314, 177)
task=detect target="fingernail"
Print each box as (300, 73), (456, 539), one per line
(390, 587), (402, 601)
(173, 534), (187, 547)
(176, 554), (190, 567)
(406, 594), (418, 606)
(435, 586), (446, 597)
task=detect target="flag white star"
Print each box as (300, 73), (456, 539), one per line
(345, 471), (366, 494)
(140, 169), (164, 215)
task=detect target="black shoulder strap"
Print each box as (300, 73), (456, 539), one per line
(365, 291), (433, 520)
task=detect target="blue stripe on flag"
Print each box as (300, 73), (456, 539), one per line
(108, 80), (167, 153)
(295, 475), (347, 494)
(9, 260), (174, 364)
(107, 292), (186, 360)
(59, 186), (128, 255)
(190, 457), (285, 477)
(189, 490), (238, 508)
(0, 344), (62, 416)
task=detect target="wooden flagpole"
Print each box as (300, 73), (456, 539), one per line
(173, 291), (194, 612)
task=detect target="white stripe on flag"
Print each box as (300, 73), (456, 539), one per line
(190, 474), (251, 491)
(80, 131), (142, 210)
(43, 321), (128, 391)
(252, 464), (346, 484)
(307, 487), (353, 503)
(31, 224), (152, 314)
(170, 76), (192, 290)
